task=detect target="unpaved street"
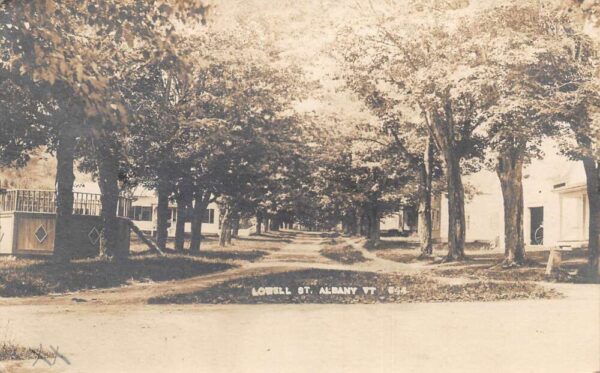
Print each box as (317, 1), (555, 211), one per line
(1, 233), (599, 373)
(1, 296), (599, 373)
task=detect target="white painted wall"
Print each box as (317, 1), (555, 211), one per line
(438, 142), (590, 248)
(439, 170), (504, 245)
(380, 213), (401, 230)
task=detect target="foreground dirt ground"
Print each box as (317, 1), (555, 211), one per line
(1, 295), (599, 373)
(0, 231), (599, 372)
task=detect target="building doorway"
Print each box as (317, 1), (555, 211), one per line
(530, 207), (544, 245)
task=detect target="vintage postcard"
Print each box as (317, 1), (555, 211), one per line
(0, 0), (599, 372)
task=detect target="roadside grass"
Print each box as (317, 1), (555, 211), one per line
(319, 244), (369, 264)
(431, 248), (591, 283)
(132, 248), (269, 262)
(0, 256), (234, 297)
(375, 251), (422, 263)
(195, 250), (268, 262)
(0, 341), (55, 361)
(149, 268), (558, 304)
(360, 238), (593, 283)
(366, 238), (493, 252)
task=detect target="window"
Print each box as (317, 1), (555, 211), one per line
(133, 206), (153, 221)
(432, 210), (440, 228)
(202, 209), (215, 224)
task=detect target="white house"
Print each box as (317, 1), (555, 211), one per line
(381, 208), (418, 234)
(436, 143), (591, 249)
(130, 187), (221, 237)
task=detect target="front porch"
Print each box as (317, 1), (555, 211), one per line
(0, 189), (132, 257)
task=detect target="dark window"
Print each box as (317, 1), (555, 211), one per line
(553, 183), (566, 189)
(202, 209), (215, 224)
(133, 206), (153, 221)
(530, 207), (544, 245)
(174, 206), (194, 222)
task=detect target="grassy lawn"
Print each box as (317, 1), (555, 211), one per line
(149, 269), (558, 304)
(0, 256), (234, 297)
(0, 341), (55, 361)
(319, 243), (369, 264)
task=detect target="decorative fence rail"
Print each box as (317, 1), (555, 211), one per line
(0, 189), (132, 217)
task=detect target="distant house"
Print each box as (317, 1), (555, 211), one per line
(130, 187), (221, 237)
(381, 207), (418, 234)
(435, 144), (591, 249)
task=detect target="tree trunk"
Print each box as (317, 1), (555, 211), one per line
(358, 211), (366, 237)
(155, 181), (170, 251)
(231, 211), (240, 239)
(270, 216), (279, 231)
(367, 202), (380, 242)
(227, 207), (237, 244)
(174, 191), (189, 253)
(445, 150), (466, 261)
(583, 156), (599, 280)
(189, 192), (209, 255)
(256, 211), (263, 235)
(343, 210), (357, 236)
(97, 144), (123, 259)
(264, 218), (270, 232)
(417, 139), (434, 258)
(497, 150), (526, 266)
(426, 99), (466, 261)
(128, 219), (163, 255)
(53, 127), (76, 262)
(352, 210), (360, 236)
(363, 209), (372, 238)
(219, 208), (231, 247)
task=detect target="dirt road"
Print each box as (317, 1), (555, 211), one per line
(1, 295), (599, 373)
(0, 232), (421, 307)
(1, 232), (599, 373)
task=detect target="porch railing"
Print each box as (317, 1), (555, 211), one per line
(0, 189), (132, 217)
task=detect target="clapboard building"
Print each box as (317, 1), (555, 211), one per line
(435, 143), (591, 249)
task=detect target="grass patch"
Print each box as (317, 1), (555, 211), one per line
(149, 269), (558, 304)
(364, 239), (420, 251)
(0, 256), (234, 297)
(320, 245), (368, 264)
(375, 251), (422, 263)
(133, 249), (269, 262)
(431, 248), (592, 283)
(196, 250), (268, 262)
(367, 239), (493, 252)
(0, 341), (55, 361)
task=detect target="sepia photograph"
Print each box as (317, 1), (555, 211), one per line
(0, 0), (599, 372)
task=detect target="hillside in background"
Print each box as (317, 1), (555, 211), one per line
(0, 150), (93, 190)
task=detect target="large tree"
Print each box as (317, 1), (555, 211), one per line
(336, 39), (438, 256)
(0, 0), (208, 260)
(337, 3), (486, 260)
(451, 3), (578, 266)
